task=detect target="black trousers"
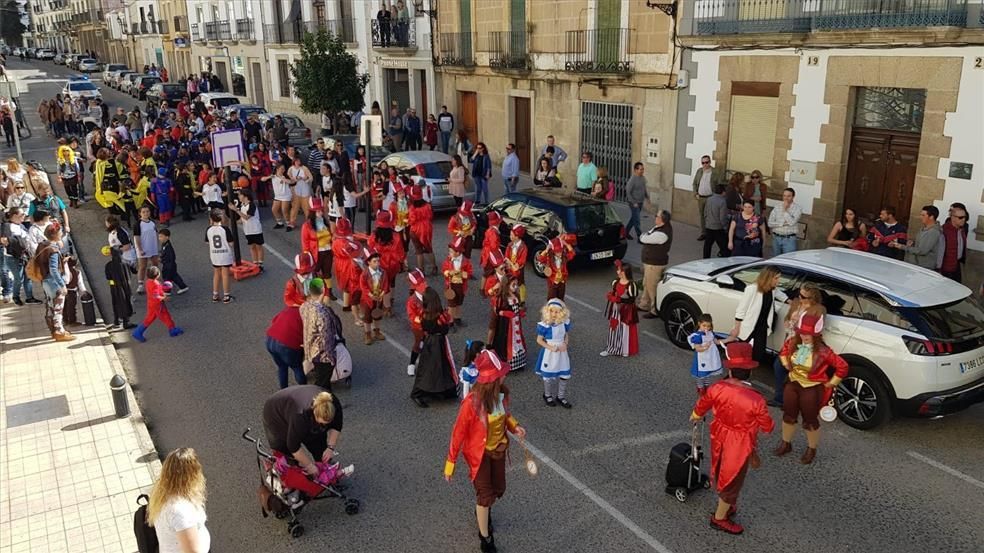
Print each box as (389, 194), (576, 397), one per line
(702, 228), (730, 259)
(941, 266), (962, 283)
(162, 261), (188, 289)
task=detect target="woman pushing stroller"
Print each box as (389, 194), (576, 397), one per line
(263, 385), (343, 476)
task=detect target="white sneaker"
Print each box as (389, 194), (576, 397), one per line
(340, 464), (355, 478)
(599, 351), (610, 357)
(176, 287), (189, 295)
(136, 283), (145, 294)
(1, 296), (11, 304)
(407, 364), (416, 376)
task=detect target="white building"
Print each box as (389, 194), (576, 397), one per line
(186, 0), (268, 103)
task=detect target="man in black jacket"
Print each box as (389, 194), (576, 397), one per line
(638, 210), (673, 319)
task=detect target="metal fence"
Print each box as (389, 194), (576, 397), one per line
(371, 18), (417, 48)
(565, 28), (632, 74)
(439, 32), (475, 66)
(693, 0), (970, 35)
(489, 31), (529, 71)
(580, 102), (634, 203)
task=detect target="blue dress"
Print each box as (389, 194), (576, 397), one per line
(535, 320), (572, 378)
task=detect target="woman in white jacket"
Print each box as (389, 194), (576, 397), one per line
(727, 266), (786, 365)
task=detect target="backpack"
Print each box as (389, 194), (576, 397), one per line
(26, 244), (56, 282)
(133, 494), (159, 553)
(1, 223), (27, 260)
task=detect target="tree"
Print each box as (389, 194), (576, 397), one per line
(290, 30), (370, 116)
(1, 1), (27, 47)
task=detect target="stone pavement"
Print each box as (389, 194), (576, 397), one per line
(0, 301), (160, 553)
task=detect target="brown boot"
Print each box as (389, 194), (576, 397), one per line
(373, 328), (385, 342)
(53, 331), (76, 342)
(799, 447), (817, 465)
(773, 441), (792, 457)
(364, 331), (373, 345)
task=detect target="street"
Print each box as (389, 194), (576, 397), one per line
(4, 58), (984, 553)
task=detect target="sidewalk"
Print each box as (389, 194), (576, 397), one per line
(0, 302), (160, 553)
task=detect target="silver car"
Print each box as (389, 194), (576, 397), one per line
(78, 59), (101, 73)
(378, 151), (474, 212)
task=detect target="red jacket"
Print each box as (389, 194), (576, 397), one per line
(448, 212), (477, 240)
(693, 379), (774, 491)
(331, 237), (362, 294)
(479, 228), (501, 270)
(445, 393), (519, 481)
(778, 339), (849, 385)
(505, 239), (527, 279)
(939, 221), (966, 273)
(408, 203), (433, 250)
(442, 256), (474, 294)
(536, 248), (574, 284)
(266, 306), (303, 349)
(359, 268), (390, 308)
(300, 221), (320, 261)
(368, 234), (405, 282)
(283, 275), (306, 307)
(146, 279), (166, 309)
(406, 291), (425, 332)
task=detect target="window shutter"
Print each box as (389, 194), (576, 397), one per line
(727, 95), (779, 176)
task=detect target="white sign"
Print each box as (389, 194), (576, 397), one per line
(360, 115), (384, 147)
(211, 129), (245, 168)
(789, 160), (817, 185)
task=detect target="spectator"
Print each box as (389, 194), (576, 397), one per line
(300, 278), (342, 390)
(702, 184), (730, 259)
(387, 106), (404, 151)
(453, 129), (471, 161)
(727, 265), (786, 366)
(533, 157), (558, 188)
(575, 151), (597, 194)
(148, 448), (211, 553)
(891, 205), (941, 270)
(692, 154), (725, 241)
(539, 135), (568, 168)
(501, 143), (520, 195)
(376, 6), (392, 47)
(826, 207), (867, 250)
(728, 199), (765, 257)
(767, 187), (802, 256)
(468, 142), (491, 206)
(638, 210), (673, 320)
(591, 167), (612, 200)
(868, 206), (907, 260)
(624, 162), (649, 241)
(744, 169), (767, 215)
(437, 106), (454, 153)
(938, 205), (967, 282)
(424, 114), (438, 150)
(724, 172), (745, 213)
(448, 154), (467, 208)
(404, 108), (421, 151)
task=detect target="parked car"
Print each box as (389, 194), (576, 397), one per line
(105, 70), (130, 89)
(378, 151), (472, 212)
(655, 248), (984, 430)
(197, 92), (240, 111)
(61, 78), (102, 101)
(131, 75), (162, 99)
(36, 48), (56, 60)
(78, 58), (100, 73)
(101, 63), (128, 83)
(475, 188), (627, 276)
(223, 104), (267, 125)
(145, 83), (186, 108)
(259, 113), (313, 147)
(324, 135), (391, 166)
(111, 71), (137, 90)
(53, 53), (68, 65)
(67, 54), (86, 69)
(119, 73), (142, 95)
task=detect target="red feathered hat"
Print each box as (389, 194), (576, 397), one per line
(487, 211), (502, 227)
(511, 224), (526, 238)
(408, 268), (427, 292)
(335, 217), (352, 236)
(450, 236), (467, 253)
(549, 237), (564, 253)
(476, 350), (509, 384)
(410, 185), (424, 201)
(294, 252), (315, 275)
(795, 312), (824, 336)
(488, 249), (505, 267)
(723, 342), (758, 370)
(459, 200), (474, 215)
(375, 210), (394, 229)
(309, 196), (323, 212)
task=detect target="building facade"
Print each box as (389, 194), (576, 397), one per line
(187, 0), (267, 102)
(672, 0), (984, 261)
(159, 0), (192, 80)
(30, 0), (72, 52)
(434, 0), (678, 201)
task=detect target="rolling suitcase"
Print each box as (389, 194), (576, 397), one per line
(665, 421), (709, 502)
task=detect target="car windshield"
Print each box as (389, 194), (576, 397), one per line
(69, 82), (98, 91)
(163, 85), (184, 92)
(213, 98), (239, 108)
(419, 161), (452, 180)
(911, 296), (984, 339)
(81, 59), (95, 63)
(573, 203), (621, 229)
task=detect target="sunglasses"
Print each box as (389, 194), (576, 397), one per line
(15, 186), (25, 189)
(701, 160), (710, 165)
(751, 175), (761, 179)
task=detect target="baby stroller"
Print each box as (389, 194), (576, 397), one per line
(242, 428), (360, 538)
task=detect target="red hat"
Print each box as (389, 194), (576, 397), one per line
(294, 252), (315, 275)
(488, 249), (505, 267)
(475, 350), (508, 384)
(410, 185), (423, 201)
(450, 236), (467, 253)
(309, 196), (324, 212)
(549, 237), (564, 253)
(335, 217), (352, 236)
(408, 268), (427, 292)
(563, 233), (578, 246)
(511, 224), (526, 238)
(487, 211), (502, 227)
(376, 210), (394, 229)
(364, 246), (380, 260)
(723, 342), (758, 370)
(459, 200), (474, 215)
(795, 312), (824, 336)
(393, 182), (405, 196)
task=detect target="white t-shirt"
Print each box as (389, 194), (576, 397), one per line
(326, 190), (342, 218)
(108, 227), (137, 265)
(289, 166), (311, 198)
(272, 175), (292, 202)
(202, 183), (224, 205)
(239, 201), (262, 235)
(153, 498), (211, 553)
(342, 185), (357, 209)
(133, 219), (159, 258)
(207, 225), (235, 266)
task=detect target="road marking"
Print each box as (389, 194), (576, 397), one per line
(262, 241), (674, 552)
(642, 329), (673, 347)
(907, 451), (984, 491)
(571, 430), (690, 457)
(563, 293), (603, 313)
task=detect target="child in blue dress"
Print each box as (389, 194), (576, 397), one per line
(535, 298), (572, 408)
(688, 313), (725, 396)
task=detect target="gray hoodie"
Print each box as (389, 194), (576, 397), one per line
(903, 222), (941, 270)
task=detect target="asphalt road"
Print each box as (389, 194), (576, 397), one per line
(5, 58), (984, 553)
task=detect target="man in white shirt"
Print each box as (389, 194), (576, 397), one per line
(691, 154), (724, 241)
(502, 143), (520, 194)
(766, 187), (802, 256)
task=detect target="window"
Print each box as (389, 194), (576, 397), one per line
(730, 265), (800, 293)
(913, 296), (984, 340)
(854, 87), (925, 134)
(573, 203), (621, 229)
(277, 59), (291, 98)
(727, 91), (779, 176)
(490, 198), (525, 222)
(856, 291), (917, 332)
(800, 276), (864, 319)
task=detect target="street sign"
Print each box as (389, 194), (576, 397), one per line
(360, 115), (383, 147)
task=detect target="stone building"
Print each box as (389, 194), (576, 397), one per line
(187, 0), (267, 102)
(159, 0), (191, 80)
(672, 0), (984, 265)
(434, 0), (678, 202)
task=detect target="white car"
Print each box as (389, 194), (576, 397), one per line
(62, 79), (102, 100)
(54, 53), (68, 65)
(655, 248), (984, 430)
(36, 48), (56, 60)
(102, 63), (128, 83)
(78, 58), (100, 73)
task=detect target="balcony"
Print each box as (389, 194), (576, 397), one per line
(190, 23), (203, 42)
(204, 21), (231, 41)
(235, 19), (255, 41)
(371, 18), (417, 50)
(264, 20), (304, 44)
(304, 18), (357, 43)
(488, 31), (529, 71)
(130, 22), (140, 35)
(173, 17), (186, 33)
(564, 28), (631, 74)
(157, 19), (168, 34)
(439, 32), (475, 67)
(692, 0), (971, 36)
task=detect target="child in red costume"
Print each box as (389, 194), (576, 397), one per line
(536, 236), (575, 301)
(479, 211), (503, 278)
(690, 341), (774, 535)
(331, 217), (364, 325)
(301, 196), (336, 300)
(448, 200), (478, 261)
(442, 236), (474, 327)
(359, 248), (390, 345)
(388, 183), (411, 253)
(406, 268), (428, 376)
(408, 186), (437, 275)
(444, 350), (527, 553)
(505, 224), (528, 303)
(368, 210), (405, 317)
(284, 253), (315, 308)
(131, 266), (183, 342)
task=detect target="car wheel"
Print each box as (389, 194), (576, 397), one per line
(834, 363), (892, 430)
(661, 297), (700, 349)
(531, 240), (548, 278)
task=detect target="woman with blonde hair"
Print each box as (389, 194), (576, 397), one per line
(770, 283), (825, 406)
(148, 448), (210, 553)
(263, 386), (344, 476)
(728, 266), (787, 367)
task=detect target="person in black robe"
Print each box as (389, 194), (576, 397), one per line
(104, 247), (135, 329)
(410, 288), (458, 408)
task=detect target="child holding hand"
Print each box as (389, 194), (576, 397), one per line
(688, 313), (726, 396)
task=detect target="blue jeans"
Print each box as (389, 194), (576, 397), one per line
(0, 250), (11, 298)
(8, 257), (33, 301)
(503, 177), (518, 194)
(439, 131), (451, 153)
(266, 336), (307, 389)
(473, 176), (488, 205)
(627, 203), (642, 237)
(772, 234), (797, 256)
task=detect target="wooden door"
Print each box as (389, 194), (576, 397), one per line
(513, 97), (531, 173)
(459, 91), (478, 142)
(844, 128), (919, 225)
(595, 0), (621, 64)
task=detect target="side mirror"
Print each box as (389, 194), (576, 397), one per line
(714, 274), (735, 287)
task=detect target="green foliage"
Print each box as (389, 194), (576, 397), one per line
(290, 30), (370, 115)
(1, 1), (27, 46)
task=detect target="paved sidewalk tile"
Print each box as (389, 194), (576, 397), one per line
(1, 303), (161, 553)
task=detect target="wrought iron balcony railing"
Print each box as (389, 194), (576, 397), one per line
(217, 20), (232, 40)
(304, 18), (357, 42)
(439, 32), (475, 66)
(489, 31), (529, 71)
(565, 28), (631, 74)
(693, 0), (970, 35)
(191, 23), (204, 42)
(371, 18), (417, 49)
(130, 22), (140, 35)
(236, 19), (254, 40)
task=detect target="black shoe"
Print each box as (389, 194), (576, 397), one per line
(13, 298), (23, 306)
(286, 226), (294, 232)
(557, 398), (573, 409)
(642, 312), (659, 319)
(412, 396), (429, 408)
(626, 233), (634, 240)
(273, 223), (284, 229)
(122, 321), (137, 330)
(479, 533), (497, 553)
(697, 234), (706, 241)
(767, 398), (782, 408)
(25, 298), (42, 304)
(543, 394), (556, 407)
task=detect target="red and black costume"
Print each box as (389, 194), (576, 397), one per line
(536, 236), (574, 301)
(479, 212), (503, 277)
(448, 200), (478, 259)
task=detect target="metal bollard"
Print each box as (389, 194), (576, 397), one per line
(110, 374), (131, 418)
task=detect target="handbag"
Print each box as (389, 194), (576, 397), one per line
(332, 342), (353, 382)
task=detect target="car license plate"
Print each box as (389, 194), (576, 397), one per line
(959, 353), (984, 374)
(438, 184), (448, 191)
(590, 250), (613, 260)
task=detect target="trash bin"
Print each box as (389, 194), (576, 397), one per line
(110, 374), (130, 418)
(81, 291), (96, 326)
